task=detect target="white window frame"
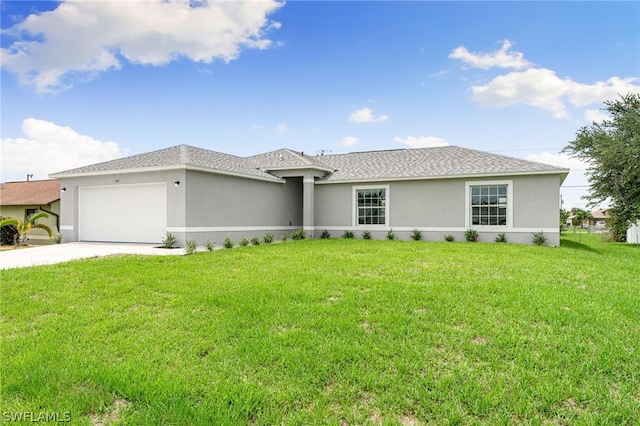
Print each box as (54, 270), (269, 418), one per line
(465, 180), (513, 229)
(352, 185), (390, 228)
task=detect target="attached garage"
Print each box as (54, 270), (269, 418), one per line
(78, 183), (167, 243)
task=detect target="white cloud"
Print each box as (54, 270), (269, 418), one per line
(395, 136), (448, 148)
(340, 136), (359, 147)
(271, 123), (288, 134)
(449, 39), (531, 70)
(348, 107), (389, 124)
(1, 118), (126, 181)
(584, 109), (609, 123)
(1, 0), (284, 93)
(471, 68), (640, 118)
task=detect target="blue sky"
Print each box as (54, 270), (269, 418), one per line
(1, 1), (639, 210)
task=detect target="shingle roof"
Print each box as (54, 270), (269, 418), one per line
(51, 145), (280, 181)
(247, 148), (333, 171)
(0, 180), (60, 206)
(316, 146), (568, 182)
(50, 144), (568, 183)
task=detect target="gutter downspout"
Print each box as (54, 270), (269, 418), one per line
(39, 205), (60, 233)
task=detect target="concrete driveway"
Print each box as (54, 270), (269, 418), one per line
(0, 242), (186, 270)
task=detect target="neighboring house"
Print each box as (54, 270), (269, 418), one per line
(50, 145), (569, 246)
(0, 179), (61, 244)
(589, 209), (610, 228)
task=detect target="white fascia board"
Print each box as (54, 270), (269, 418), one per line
(261, 165), (334, 173)
(51, 164), (284, 183)
(314, 169), (570, 185)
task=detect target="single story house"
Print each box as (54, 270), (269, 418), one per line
(0, 179), (61, 244)
(589, 209), (610, 228)
(50, 145), (569, 246)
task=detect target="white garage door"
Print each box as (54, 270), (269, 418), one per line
(79, 183), (167, 243)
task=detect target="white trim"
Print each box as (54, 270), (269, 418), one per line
(465, 180), (513, 229)
(50, 164), (284, 183)
(314, 226), (559, 234)
(262, 165), (334, 173)
(166, 226), (297, 233)
(315, 170), (569, 185)
(352, 184), (390, 228)
(302, 226), (315, 231)
(61, 225), (74, 231)
(303, 178), (315, 184)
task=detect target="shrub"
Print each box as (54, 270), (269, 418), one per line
(185, 240), (198, 255)
(223, 237), (234, 249)
(320, 229), (331, 239)
(532, 231), (548, 246)
(250, 236), (261, 246)
(444, 234), (455, 242)
(386, 229), (395, 240)
(52, 234), (63, 244)
(0, 221), (18, 245)
(410, 229), (422, 241)
(464, 228), (479, 242)
(204, 239), (215, 251)
(362, 231), (372, 240)
(281, 233), (289, 241)
(495, 233), (507, 243)
(342, 230), (355, 239)
(263, 233), (274, 244)
(239, 237), (250, 247)
(291, 229), (306, 240)
(162, 232), (177, 248)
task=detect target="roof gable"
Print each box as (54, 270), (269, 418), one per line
(0, 179), (60, 206)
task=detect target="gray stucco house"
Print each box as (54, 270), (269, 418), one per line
(50, 145), (569, 246)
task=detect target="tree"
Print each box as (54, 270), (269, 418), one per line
(560, 209), (570, 230)
(563, 93), (640, 241)
(0, 212), (53, 246)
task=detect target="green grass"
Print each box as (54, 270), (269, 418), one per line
(2, 234), (639, 425)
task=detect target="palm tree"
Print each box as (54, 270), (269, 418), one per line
(0, 212), (53, 246)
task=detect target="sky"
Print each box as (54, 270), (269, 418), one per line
(1, 0), (639, 211)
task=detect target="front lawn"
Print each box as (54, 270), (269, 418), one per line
(1, 234), (639, 425)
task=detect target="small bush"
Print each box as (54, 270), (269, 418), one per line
(185, 240), (198, 255)
(205, 239), (215, 251)
(342, 230), (355, 239)
(0, 218), (18, 245)
(239, 237), (250, 247)
(263, 233), (274, 244)
(444, 234), (455, 242)
(281, 233), (289, 241)
(162, 232), (177, 248)
(320, 229), (331, 239)
(223, 237), (234, 249)
(386, 229), (395, 240)
(495, 233), (507, 243)
(291, 229), (306, 240)
(464, 228), (479, 242)
(410, 229), (422, 241)
(532, 231), (548, 246)
(362, 231), (371, 240)
(53, 234), (63, 244)
(250, 236), (261, 246)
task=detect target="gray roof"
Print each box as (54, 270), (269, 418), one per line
(315, 146), (568, 182)
(51, 145), (280, 181)
(248, 148), (333, 172)
(51, 144), (568, 182)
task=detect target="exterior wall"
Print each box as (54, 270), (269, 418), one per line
(314, 174), (562, 245)
(0, 202), (60, 244)
(172, 170), (303, 245)
(58, 169), (185, 243)
(627, 222), (640, 244)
